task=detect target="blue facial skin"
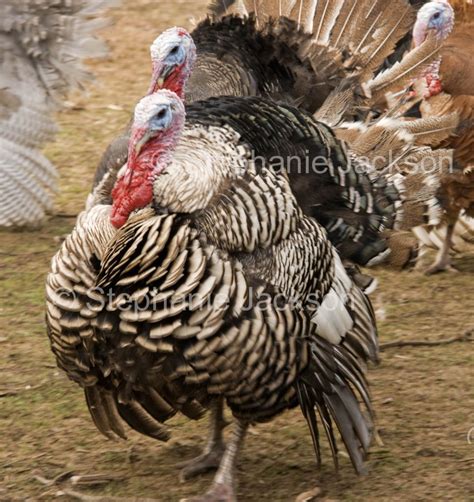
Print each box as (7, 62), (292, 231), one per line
(166, 45), (186, 64)
(426, 5), (453, 39)
(150, 105), (173, 132)
(155, 45), (186, 83)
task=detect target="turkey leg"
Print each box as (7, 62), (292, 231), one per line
(425, 220), (458, 274)
(182, 419), (248, 502)
(180, 398), (228, 481)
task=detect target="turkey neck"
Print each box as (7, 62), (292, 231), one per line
(110, 126), (181, 228)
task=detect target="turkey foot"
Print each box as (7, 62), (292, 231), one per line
(425, 260), (459, 275)
(181, 482), (235, 502)
(425, 222), (459, 275)
(180, 399), (228, 481)
(181, 420), (248, 502)
(179, 443), (226, 481)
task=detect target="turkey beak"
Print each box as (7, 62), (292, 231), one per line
(134, 131), (153, 156)
(152, 65), (173, 92)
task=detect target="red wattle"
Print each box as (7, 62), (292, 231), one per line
(110, 165), (154, 228)
(425, 74), (443, 97)
(153, 62), (186, 98)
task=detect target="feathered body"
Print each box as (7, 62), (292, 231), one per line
(0, 0), (117, 228)
(47, 93), (379, 492)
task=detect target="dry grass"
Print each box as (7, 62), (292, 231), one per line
(1, 1), (474, 501)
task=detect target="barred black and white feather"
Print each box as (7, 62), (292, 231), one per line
(47, 91), (378, 477)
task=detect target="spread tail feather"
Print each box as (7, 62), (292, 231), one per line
(236, 0), (415, 76)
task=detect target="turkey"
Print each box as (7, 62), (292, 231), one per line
(410, 0), (474, 273)
(90, 19), (452, 269)
(0, 0), (117, 228)
(47, 90), (380, 501)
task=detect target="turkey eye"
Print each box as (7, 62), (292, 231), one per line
(156, 109), (167, 119)
(432, 12), (441, 19)
(169, 46), (179, 56)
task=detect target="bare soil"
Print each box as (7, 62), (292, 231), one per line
(1, 1), (473, 500)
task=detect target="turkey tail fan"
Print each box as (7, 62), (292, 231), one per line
(287, 0), (343, 34)
(84, 386), (128, 441)
(237, 0), (415, 73)
(209, 0), (245, 17)
(339, 0), (415, 78)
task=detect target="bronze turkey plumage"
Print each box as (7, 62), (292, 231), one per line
(47, 90), (379, 500)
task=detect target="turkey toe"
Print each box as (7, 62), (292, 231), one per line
(179, 445), (226, 482)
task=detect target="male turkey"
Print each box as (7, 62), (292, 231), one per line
(409, 0), (474, 272)
(47, 90), (380, 501)
(90, 22), (452, 269)
(0, 0), (117, 228)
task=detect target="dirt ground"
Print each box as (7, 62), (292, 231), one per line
(1, 1), (473, 500)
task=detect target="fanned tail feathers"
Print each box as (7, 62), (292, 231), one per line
(233, 0), (415, 76)
(209, 0), (246, 17)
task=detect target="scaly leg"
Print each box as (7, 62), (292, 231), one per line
(179, 399), (228, 481)
(425, 221), (459, 274)
(182, 420), (248, 502)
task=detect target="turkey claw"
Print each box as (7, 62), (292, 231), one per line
(179, 445), (226, 482)
(425, 263), (459, 275)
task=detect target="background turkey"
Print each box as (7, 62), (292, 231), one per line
(0, 0), (118, 228)
(407, 0), (474, 272)
(46, 90), (380, 501)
